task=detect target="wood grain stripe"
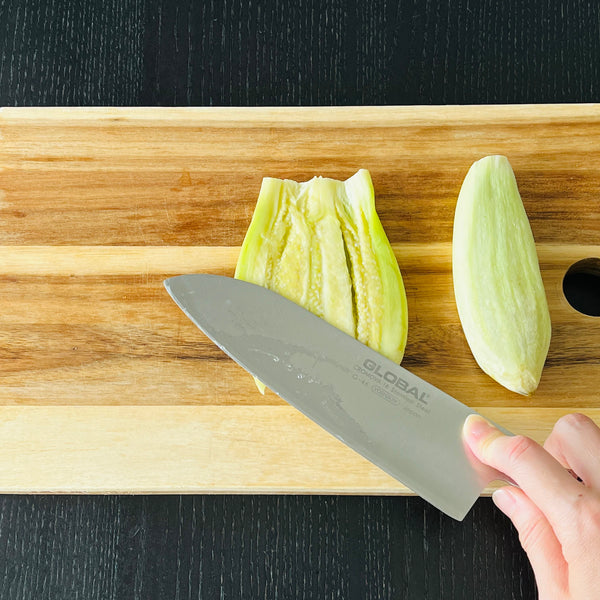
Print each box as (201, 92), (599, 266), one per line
(0, 243), (596, 275)
(0, 405), (597, 495)
(0, 246), (240, 275)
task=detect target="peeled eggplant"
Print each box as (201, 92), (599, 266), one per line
(452, 155), (551, 395)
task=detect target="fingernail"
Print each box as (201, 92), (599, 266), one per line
(463, 414), (495, 442)
(492, 487), (517, 516)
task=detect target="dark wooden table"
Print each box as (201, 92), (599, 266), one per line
(1, 1), (598, 598)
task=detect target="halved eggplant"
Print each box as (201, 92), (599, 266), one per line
(236, 169), (408, 393)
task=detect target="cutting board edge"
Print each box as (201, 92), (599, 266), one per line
(3, 103), (600, 126)
(0, 405), (596, 494)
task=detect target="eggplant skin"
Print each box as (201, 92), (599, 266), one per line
(452, 155), (551, 396)
(235, 169), (408, 393)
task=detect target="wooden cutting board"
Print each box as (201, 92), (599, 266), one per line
(0, 105), (598, 495)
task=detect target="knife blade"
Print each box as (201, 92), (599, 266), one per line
(164, 274), (506, 521)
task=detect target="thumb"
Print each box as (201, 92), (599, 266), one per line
(462, 413), (582, 533)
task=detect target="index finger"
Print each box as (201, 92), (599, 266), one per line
(463, 414), (584, 531)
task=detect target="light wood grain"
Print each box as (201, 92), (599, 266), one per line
(0, 106), (598, 493)
(0, 405), (597, 495)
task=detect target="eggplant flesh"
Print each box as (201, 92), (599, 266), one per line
(235, 169), (408, 393)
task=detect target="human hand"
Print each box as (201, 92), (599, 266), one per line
(463, 413), (600, 600)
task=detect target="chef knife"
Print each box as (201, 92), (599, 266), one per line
(164, 274), (508, 521)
